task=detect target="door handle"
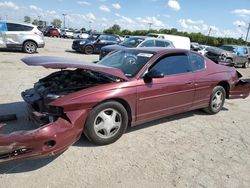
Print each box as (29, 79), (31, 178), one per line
(185, 81), (193, 85)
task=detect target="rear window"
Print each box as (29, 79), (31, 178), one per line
(7, 23), (33, 31)
(189, 53), (205, 71)
(155, 40), (166, 47)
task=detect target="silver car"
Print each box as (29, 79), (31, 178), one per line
(0, 21), (45, 53)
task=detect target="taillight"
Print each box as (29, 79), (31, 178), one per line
(34, 32), (43, 37)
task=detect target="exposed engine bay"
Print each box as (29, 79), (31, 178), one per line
(22, 69), (117, 125)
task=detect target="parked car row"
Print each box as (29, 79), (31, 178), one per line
(193, 43), (250, 68)
(44, 27), (89, 39)
(71, 33), (189, 60)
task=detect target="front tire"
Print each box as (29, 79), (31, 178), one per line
(23, 41), (37, 54)
(204, 86), (226, 114)
(84, 101), (128, 145)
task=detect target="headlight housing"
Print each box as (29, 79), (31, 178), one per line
(80, 41), (86, 45)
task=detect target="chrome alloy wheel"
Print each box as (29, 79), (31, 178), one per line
(94, 108), (122, 139)
(211, 90), (223, 111)
(25, 42), (36, 53)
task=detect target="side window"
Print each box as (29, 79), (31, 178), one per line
(108, 35), (117, 41)
(243, 48), (248, 54)
(165, 42), (170, 47)
(7, 23), (23, 31)
(0, 22), (7, 32)
(23, 25), (33, 31)
(150, 54), (191, 75)
(140, 40), (155, 47)
(155, 40), (166, 47)
(98, 35), (107, 41)
(189, 53), (205, 71)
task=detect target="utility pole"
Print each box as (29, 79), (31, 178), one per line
(62, 13), (67, 29)
(245, 22), (250, 45)
(148, 22), (153, 30)
(89, 21), (92, 30)
(205, 27), (212, 45)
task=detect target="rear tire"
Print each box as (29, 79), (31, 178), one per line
(84, 45), (94, 54)
(23, 41), (37, 54)
(243, 61), (249, 68)
(84, 101), (128, 145)
(203, 86), (226, 114)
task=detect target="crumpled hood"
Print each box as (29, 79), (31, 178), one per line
(21, 56), (128, 81)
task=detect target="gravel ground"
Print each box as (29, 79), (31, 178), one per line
(0, 37), (250, 188)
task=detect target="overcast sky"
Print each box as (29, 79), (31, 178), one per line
(0, 0), (249, 40)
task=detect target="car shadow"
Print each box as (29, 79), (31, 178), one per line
(0, 155), (60, 174)
(127, 107), (228, 133)
(65, 49), (80, 54)
(0, 49), (38, 54)
(65, 49), (100, 55)
(0, 101), (229, 173)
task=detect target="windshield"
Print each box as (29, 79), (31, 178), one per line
(121, 37), (145, 48)
(220, 46), (236, 52)
(97, 50), (154, 77)
(146, 34), (158, 38)
(88, 34), (100, 40)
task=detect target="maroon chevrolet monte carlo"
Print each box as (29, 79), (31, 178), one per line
(0, 48), (250, 162)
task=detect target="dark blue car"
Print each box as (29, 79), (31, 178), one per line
(72, 33), (121, 54)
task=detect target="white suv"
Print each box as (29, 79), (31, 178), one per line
(0, 21), (45, 53)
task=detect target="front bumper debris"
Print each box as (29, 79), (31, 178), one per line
(0, 108), (88, 163)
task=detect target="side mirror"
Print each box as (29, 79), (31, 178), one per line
(144, 69), (164, 81)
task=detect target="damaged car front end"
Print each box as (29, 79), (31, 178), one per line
(0, 56), (127, 162)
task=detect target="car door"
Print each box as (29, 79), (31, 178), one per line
(136, 53), (195, 124)
(94, 35), (116, 53)
(0, 21), (7, 48)
(5, 23), (23, 48)
(235, 47), (248, 64)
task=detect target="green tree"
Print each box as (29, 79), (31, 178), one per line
(80, 27), (86, 32)
(51, 19), (62, 28)
(24, 16), (31, 23)
(120, 29), (132, 35)
(32, 19), (39, 26)
(104, 24), (121, 34)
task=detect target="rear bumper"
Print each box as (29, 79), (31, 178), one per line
(38, 42), (45, 48)
(229, 79), (250, 99)
(0, 106), (88, 163)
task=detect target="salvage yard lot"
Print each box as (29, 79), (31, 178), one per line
(0, 37), (250, 188)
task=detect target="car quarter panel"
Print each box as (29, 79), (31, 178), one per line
(191, 58), (234, 109)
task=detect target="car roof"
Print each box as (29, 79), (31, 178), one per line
(125, 47), (189, 54)
(221, 44), (238, 47)
(2, 20), (35, 27)
(129, 36), (147, 39)
(144, 38), (173, 42)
